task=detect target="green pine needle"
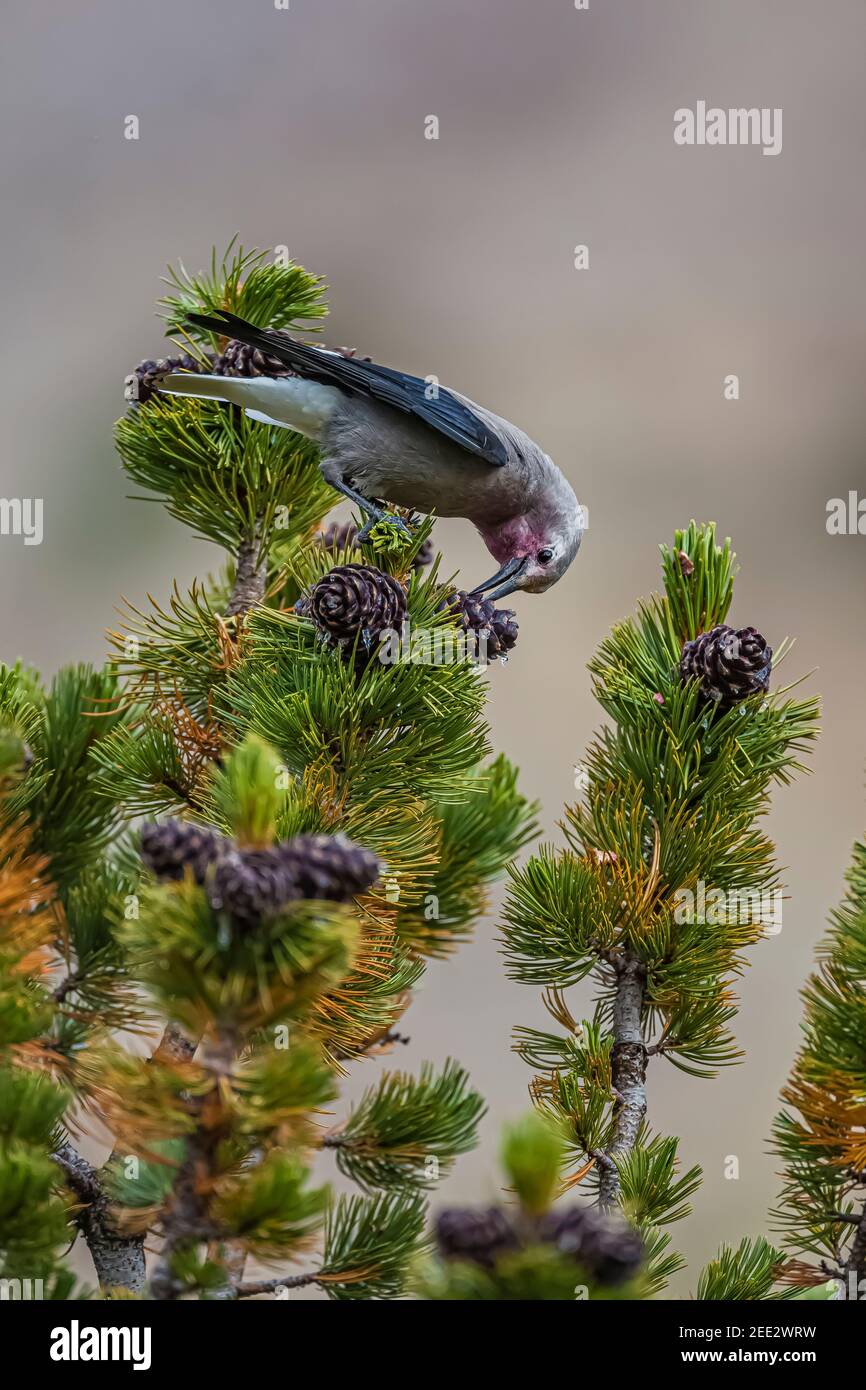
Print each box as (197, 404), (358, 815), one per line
(327, 1060), (485, 1192)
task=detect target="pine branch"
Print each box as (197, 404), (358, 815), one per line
(503, 523), (817, 1291)
(598, 953), (647, 1206)
(53, 1141), (146, 1294)
(697, 1236), (790, 1301)
(843, 1199), (866, 1283)
(225, 525), (266, 618)
(149, 1028), (235, 1301)
(52, 1019), (197, 1296)
(236, 1272), (316, 1297)
(0, 799), (89, 1291)
(234, 1191), (429, 1300)
(158, 240), (328, 341)
(322, 1061), (484, 1192)
(772, 836), (866, 1281)
(317, 1190), (427, 1299)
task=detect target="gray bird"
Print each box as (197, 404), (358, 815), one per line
(155, 310), (584, 601)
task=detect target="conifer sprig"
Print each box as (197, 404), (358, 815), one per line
(158, 239), (328, 343)
(696, 1236), (791, 1302)
(772, 834), (866, 1291)
(501, 522), (818, 1290)
(322, 1061), (485, 1192)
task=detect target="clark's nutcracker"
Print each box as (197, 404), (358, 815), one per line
(155, 310), (584, 601)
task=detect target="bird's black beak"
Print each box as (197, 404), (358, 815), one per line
(470, 555), (527, 601)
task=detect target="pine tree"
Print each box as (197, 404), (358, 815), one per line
(772, 830), (866, 1299)
(0, 242), (536, 1299)
(500, 522), (819, 1293)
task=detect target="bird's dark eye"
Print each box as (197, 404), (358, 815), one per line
(537, 548), (554, 564)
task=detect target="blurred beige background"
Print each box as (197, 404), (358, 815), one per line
(2, 0), (865, 1294)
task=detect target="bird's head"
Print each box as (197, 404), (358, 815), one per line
(473, 497), (584, 601)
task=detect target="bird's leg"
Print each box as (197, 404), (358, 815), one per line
(324, 476), (413, 541)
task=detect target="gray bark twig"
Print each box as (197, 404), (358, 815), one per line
(842, 1200), (866, 1282)
(150, 1029), (236, 1301)
(598, 953), (647, 1208)
(223, 400), (267, 619)
(236, 1273), (317, 1298)
(225, 527), (266, 618)
(53, 1141), (146, 1295)
(52, 1022), (198, 1295)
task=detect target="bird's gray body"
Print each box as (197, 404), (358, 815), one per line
(323, 391), (558, 522)
(156, 312), (584, 597)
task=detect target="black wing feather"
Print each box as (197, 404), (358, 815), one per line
(186, 310), (507, 466)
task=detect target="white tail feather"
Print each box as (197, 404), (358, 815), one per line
(156, 373), (230, 401)
(244, 408), (293, 428)
(155, 373), (340, 441)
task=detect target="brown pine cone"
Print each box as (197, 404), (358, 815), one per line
(679, 624), (772, 709)
(440, 590), (519, 662)
(303, 564), (407, 651)
(125, 334), (294, 405)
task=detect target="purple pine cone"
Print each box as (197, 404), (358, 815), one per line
(277, 833), (381, 902)
(538, 1205), (643, 1287)
(142, 819), (380, 929)
(435, 1207), (519, 1269)
(440, 590), (519, 662)
(139, 820), (223, 884)
(125, 355), (208, 405)
(680, 624), (772, 709)
(305, 564), (408, 650)
(207, 849), (299, 925)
